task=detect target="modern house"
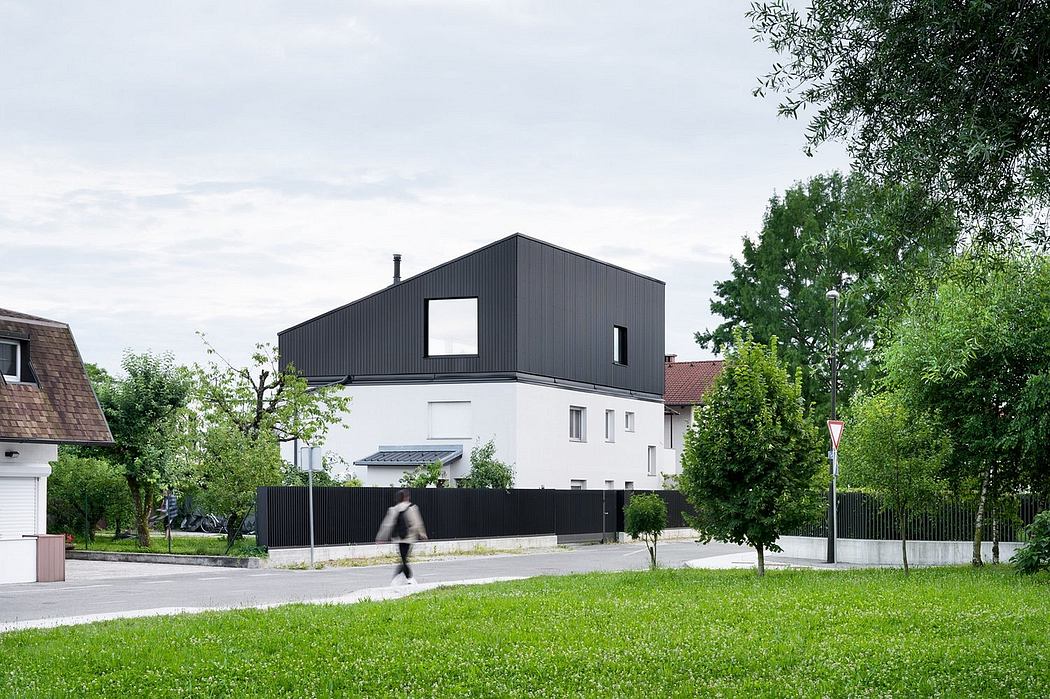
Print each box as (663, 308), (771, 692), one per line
(0, 309), (112, 584)
(663, 355), (723, 474)
(279, 234), (668, 489)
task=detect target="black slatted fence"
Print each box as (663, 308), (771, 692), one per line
(257, 487), (1044, 549)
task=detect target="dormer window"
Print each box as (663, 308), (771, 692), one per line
(0, 340), (20, 382)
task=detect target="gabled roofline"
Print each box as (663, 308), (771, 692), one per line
(278, 233), (665, 336)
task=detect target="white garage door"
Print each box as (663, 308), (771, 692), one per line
(0, 478), (38, 538)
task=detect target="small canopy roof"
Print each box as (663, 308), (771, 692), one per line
(354, 444), (463, 467)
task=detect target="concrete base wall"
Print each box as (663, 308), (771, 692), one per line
(267, 534), (559, 566)
(776, 535), (1023, 566)
(616, 527), (698, 543)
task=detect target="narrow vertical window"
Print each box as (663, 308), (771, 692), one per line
(0, 341), (20, 382)
(605, 409), (615, 442)
(647, 445), (657, 476)
(613, 325), (628, 365)
(569, 406), (586, 442)
(624, 411), (635, 432)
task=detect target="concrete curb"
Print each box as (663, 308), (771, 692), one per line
(66, 550), (266, 568)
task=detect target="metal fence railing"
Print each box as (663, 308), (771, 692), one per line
(787, 491), (1045, 542)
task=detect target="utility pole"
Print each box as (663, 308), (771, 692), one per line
(826, 289), (840, 564)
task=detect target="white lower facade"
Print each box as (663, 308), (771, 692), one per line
(292, 381), (668, 489)
(0, 442), (55, 584)
(663, 405), (695, 475)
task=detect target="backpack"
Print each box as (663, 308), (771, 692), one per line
(394, 506), (411, 540)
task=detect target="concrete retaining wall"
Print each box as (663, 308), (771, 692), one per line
(67, 550), (265, 568)
(267, 534), (560, 566)
(776, 536), (1023, 566)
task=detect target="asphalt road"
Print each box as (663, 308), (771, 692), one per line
(0, 540), (748, 628)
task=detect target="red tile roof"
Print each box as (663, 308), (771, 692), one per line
(664, 358), (724, 406)
(0, 309), (113, 445)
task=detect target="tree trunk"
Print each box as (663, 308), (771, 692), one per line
(225, 513), (243, 553)
(991, 502), (1000, 565)
(127, 478), (152, 548)
(649, 535), (658, 569)
(972, 468), (990, 567)
(899, 512), (909, 575)
(755, 546), (765, 577)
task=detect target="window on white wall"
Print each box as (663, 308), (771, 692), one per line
(624, 411), (635, 432)
(570, 479), (587, 490)
(426, 298), (478, 356)
(605, 480), (615, 490)
(0, 478), (36, 537)
(569, 406), (586, 442)
(428, 401), (472, 439)
(647, 446), (657, 476)
(0, 341), (20, 382)
(605, 409), (615, 442)
(625, 481), (634, 490)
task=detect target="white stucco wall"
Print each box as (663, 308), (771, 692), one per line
(663, 406), (695, 474)
(0, 442), (56, 584)
(288, 381), (665, 489)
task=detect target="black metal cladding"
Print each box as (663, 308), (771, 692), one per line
(278, 234), (666, 398)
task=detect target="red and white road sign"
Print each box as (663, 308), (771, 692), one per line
(827, 420), (845, 450)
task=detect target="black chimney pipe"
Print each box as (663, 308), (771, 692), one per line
(393, 254), (402, 284)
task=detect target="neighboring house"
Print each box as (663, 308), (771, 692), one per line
(663, 355), (724, 474)
(279, 234), (669, 489)
(0, 309), (112, 584)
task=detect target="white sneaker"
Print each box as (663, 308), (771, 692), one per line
(406, 577), (418, 586)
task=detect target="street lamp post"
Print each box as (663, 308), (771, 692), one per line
(826, 288), (840, 564)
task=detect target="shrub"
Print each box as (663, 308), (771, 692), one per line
(458, 440), (515, 489)
(1013, 511), (1050, 575)
(399, 460), (442, 488)
(624, 493), (667, 569)
(47, 451), (133, 542)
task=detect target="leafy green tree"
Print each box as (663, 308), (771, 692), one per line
(624, 493), (668, 569)
(880, 253), (1050, 564)
(458, 440), (515, 489)
(47, 451), (133, 543)
(399, 461), (442, 488)
(697, 172), (958, 419)
(93, 351), (191, 547)
(681, 333), (825, 576)
(190, 337), (351, 547)
(748, 1), (1050, 243)
(840, 392), (951, 573)
(1012, 511), (1050, 576)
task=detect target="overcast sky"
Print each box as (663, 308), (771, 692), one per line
(1, 1), (847, 373)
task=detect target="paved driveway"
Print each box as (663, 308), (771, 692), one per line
(0, 540), (747, 630)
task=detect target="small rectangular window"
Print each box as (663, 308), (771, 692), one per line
(569, 406), (586, 442)
(428, 401), (472, 439)
(624, 411), (635, 432)
(0, 341), (20, 382)
(647, 446), (657, 476)
(625, 481), (634, 490)
(570, 479), (587, 490)
(605, 409), (615, 442)
(426, 298), (478, 356)
(605, 480), (615, 490)
(613, 325), (628, 365)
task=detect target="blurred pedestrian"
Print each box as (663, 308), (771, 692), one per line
(376, 489), (428, 585)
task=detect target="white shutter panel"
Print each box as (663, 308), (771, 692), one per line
(0, 478), (38, 537)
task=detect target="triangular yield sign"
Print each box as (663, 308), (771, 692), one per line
(827, 420), (845, 450)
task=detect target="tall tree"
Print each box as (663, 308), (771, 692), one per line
(680, 333), (825, 576)
(748, 0), (1050, 244)
(697, 172), (958, 418)
(93, 351), (191, 547)
(880, 253), (1050, 564)
(840, 392), (951, 573)
(191, 338), (351, 547)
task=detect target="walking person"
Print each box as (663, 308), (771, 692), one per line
(376, 489), (428, 585)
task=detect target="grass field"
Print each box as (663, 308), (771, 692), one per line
(75, 534), (264, 558)
(2, 567), (1048, 697)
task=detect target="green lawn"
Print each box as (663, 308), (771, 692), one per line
(74, 534), (264, 558)
(3, 567), (1048, 697)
